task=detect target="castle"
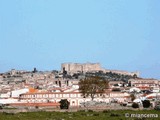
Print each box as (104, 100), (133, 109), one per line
(61, 63), (101, 73)
(61, 62), (140, 77)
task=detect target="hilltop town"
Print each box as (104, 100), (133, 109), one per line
(0, 63), (160, 110)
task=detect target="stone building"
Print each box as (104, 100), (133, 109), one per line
(61, 63), (102, 74)
(61, 63), (139, 77)
(19, 90), (129, 107)
(128, 78), (160, 89)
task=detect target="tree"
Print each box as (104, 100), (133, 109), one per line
(59, 99), (70, 109)
(132, 103), (139, 108)
(130, 94), (136, 101)
(142, 100), (151, 108)
(62, 67), (67, 78)
(79, 76), (109, 101)
(33, 68), (38, 73)
(133, 74), (137, 78)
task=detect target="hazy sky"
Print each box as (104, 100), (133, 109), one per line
(0, 0), (160, 79)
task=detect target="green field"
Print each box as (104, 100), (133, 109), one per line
(0, 110), (160, 120)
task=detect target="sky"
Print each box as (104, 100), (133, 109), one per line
(0, 0), (160, 79)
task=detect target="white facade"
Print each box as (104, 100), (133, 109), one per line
(11, 88), (29, 98)
(19, 91), (129, 107)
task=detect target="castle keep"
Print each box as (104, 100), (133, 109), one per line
(61, 63), (101, 73)
(61, 63), (139, 77)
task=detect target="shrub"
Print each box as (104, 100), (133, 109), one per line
(59, 99), (70, 109)
(132, 103), (139, 108)
(103, 110), (109, 113)
(78, 110), (85, 112)
(2, 112), (15, 115)
(35, 106), (39, 109)
(80, 113), (86, 116)
(93, 113), (99, 116)
(110, 113), (120, 117)
(122, 103), (127, 106)
(130, 94), (136, 101)
(88, 109), (93, 112)
(112, 88), (121, 91)
(142, 100), (151, 108)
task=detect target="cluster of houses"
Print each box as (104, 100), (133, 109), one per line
(0, 63), (160, 108)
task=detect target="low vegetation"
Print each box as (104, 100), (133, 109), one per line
(0, 110), (160, 120)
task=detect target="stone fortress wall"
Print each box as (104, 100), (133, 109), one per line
(104, 69), (140, 77)
(61, 63), (102, 73)
(61, 63), (139, 77)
